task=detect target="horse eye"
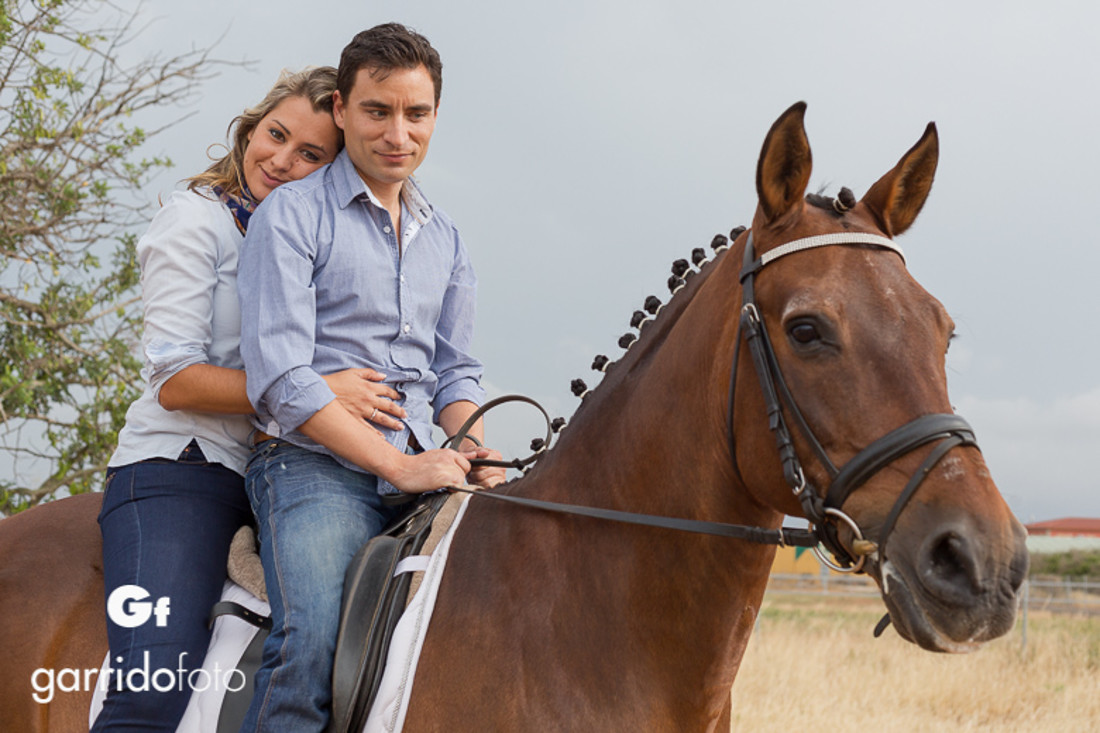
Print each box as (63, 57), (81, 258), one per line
(789, 322), (820, 344)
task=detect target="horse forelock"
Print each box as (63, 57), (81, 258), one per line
(805, 186), (857, 217)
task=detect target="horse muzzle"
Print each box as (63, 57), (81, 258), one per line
(877, 517), (1029, 653)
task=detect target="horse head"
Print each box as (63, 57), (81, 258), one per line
(733, 102), (1028, 652)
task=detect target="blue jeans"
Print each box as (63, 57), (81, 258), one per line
(240, 439), (399, 733)
(94, 440), (252, 732)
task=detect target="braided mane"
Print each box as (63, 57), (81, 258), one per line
(524, 187), (852, 463)
(518, 225), (748, 461)
(805, 185), (856, 215)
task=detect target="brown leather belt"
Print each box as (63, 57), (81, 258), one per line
(252, 429), (421, 450)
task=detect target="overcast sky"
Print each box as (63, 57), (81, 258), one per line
(118, 0), (1099, 523)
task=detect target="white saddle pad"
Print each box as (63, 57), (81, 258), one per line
(363, 494), (470, 733)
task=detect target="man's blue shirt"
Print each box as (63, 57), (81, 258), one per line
(238, 150), (486, 484)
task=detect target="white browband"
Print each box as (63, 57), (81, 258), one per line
(758, 232), (904, 267)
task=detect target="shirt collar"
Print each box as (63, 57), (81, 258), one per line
(400, 177), (433, 227)
(332, 150), (365, 209)
(331, 149), (434, 227)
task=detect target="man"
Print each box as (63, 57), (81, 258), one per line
(237, 23), (503, 730)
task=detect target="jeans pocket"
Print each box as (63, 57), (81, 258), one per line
(97, 465), (136, 524)
(97, 469), (119, 524)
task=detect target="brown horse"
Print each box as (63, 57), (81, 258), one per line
(0, 103), (1027, 732)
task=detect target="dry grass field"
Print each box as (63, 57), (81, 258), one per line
(730, 593), (1100, 732)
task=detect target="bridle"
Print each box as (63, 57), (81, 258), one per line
(732, 230), (978, 572)
(444, 228), (979, 576)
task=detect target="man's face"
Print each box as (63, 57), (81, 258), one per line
(333, 64), (438, 197)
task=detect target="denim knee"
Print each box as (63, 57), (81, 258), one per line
(241, 441), (398, 731)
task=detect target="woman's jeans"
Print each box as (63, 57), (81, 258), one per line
(94, 440), (252, 732)
(239, 439), (399, 733)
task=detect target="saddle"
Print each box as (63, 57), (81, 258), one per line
(328, 491), (454, 733)
(208, 492), (455, 733)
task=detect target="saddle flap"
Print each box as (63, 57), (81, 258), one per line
(329, 493), (450, 733)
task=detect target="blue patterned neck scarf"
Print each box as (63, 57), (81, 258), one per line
(215, 185), (258, 234)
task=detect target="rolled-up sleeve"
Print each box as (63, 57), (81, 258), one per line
(430, 228), (486, 423)
(238, 187), (335, 431)
(137, 193), (224, 399)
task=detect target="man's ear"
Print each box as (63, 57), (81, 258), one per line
(333, 90), (347, 131)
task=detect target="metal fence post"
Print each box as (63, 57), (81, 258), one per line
(1020, 578), (1029, 654)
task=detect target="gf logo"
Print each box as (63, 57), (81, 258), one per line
(106, 585), (171, 628)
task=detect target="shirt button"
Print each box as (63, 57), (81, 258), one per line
(403, 324), (411, 334)
(383, 225), (392, 234)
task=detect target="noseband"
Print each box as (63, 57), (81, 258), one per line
(732, 231), (978, 572)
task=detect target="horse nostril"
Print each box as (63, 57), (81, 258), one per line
(921, 530), (982, 603)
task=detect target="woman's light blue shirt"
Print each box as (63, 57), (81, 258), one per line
(110, 189), (253, 475)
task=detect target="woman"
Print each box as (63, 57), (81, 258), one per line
(93, 67), (406, 731)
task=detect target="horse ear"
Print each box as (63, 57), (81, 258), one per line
(860, 122), (939, 236)
(756, 101), (812, 225)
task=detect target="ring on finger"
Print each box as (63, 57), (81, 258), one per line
(370, 407), (378, 421)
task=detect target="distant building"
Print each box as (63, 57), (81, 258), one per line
(1025, 518), (1100, 554)
(1026, 518), (1100, 538)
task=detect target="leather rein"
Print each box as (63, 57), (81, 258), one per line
(446, 395), (821, 548)
(445, 229), (979, 573)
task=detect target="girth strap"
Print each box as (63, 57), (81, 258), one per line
(207, 601), (271, 733)
(208, 600), (271, 631)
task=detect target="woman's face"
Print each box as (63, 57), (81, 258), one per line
(243, 95), (340, 201)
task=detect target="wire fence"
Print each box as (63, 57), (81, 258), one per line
(763, 572), (1100, 655)
(764, 572), (1100, 616)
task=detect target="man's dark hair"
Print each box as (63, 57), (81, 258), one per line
(337, 23), (443, 106)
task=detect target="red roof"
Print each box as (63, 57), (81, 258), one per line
(1025, 518), (1100, 537)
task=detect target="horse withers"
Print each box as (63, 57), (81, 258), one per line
(0, 103), (1028, 732)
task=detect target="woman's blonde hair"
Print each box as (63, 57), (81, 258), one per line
(186, 66), (341, 198)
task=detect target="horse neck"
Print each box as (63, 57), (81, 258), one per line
(520, 244), (772, 521)
(488, 244), (784, 686)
